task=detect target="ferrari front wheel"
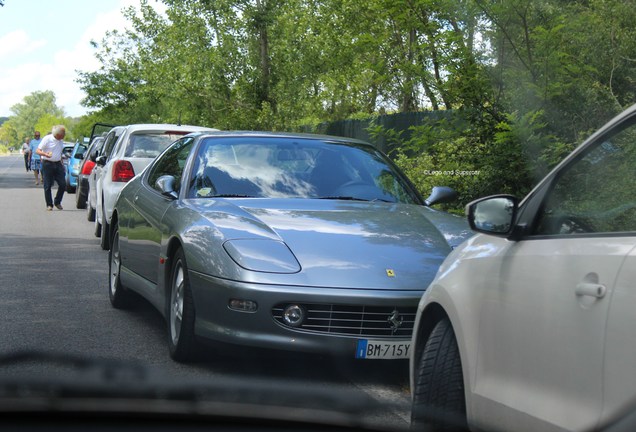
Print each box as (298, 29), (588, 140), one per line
(167, 247), (197, 362)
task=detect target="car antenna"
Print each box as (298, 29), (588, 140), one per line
(178, 111), (182, 126)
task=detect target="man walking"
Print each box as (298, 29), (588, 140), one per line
(29, 131), (42, 184)
(21, 138), (31, 172)
(36, 125), (67, 211)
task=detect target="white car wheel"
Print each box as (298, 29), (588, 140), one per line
(411, 318), (467, 431)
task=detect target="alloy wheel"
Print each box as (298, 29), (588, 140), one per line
(109, 231), (120, 297)
(170, 262), (185, 345)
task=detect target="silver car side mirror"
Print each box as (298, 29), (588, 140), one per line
(466, 195), (518, 236)
(155, 175), (178, 199)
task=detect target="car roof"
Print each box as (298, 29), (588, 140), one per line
(118, 124), (218, 133)
(189, 130), (373, 147)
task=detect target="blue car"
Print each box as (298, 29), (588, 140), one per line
(65, 142), (87, 193)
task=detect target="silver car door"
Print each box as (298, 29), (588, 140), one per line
(127, 137), (195, 287)
(472, 118), (636, 432)
(601, 244), (636, 425)
(472, 237), (627, 432)
(127, 182), (173, 285)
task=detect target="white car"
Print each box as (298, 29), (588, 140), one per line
(93, 124), (217, 250)
(410, 104), (636, 432)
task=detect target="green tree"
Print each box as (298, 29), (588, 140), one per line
(9, 90), (65, 144)
(73, 0), (636, 213)
(0, 118), (19, 147)
(34, 114), (74, 141)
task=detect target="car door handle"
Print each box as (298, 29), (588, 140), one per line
(575, 282), (607, 298)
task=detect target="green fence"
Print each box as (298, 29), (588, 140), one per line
(300, 110), (453, 154)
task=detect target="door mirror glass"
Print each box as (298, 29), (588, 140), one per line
(467, 195), (517, 235)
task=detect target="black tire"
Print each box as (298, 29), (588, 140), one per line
(88, 202), (96, 222)
(94, 215), (101, 237)
(411, 318), (467, 432)
(100, 209), (110, 250)
(167, 248), (197, 362)
(76, 187), (87, 209)
(108, 225), (133, 308)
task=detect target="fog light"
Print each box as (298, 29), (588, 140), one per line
(283, 304), (305, 327)
(229, 299), (258, 313)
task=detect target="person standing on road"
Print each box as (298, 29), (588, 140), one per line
(29, 131), (42, 185)
(21, 138), (31, 172)
(36, 125), (67, 211)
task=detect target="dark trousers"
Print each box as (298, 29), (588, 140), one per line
(24, 153), (30, 171)
(41, 160), (66, 207)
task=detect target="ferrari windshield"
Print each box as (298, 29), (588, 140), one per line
(187, 137), (420, 204)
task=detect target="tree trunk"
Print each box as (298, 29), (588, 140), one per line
(255, 0), (272, 109)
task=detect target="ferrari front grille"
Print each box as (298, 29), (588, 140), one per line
(272, 303), (416, 338)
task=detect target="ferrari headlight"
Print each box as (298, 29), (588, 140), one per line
(223, 239), (301, 274)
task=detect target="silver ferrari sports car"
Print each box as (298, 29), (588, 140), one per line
(108, 131), (472, 361)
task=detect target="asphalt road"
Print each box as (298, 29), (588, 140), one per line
(0, 154), (411, 428)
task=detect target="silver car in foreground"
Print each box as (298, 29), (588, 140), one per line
(410, 104), (636, 432)
(108, 131), (472, 361)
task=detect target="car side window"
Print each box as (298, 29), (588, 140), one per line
(534, 120), (636, 235)
(147, 137), (194, 193)
(102, 129), (123, 160)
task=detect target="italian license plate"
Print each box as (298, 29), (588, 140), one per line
(355, 340), (411, 359)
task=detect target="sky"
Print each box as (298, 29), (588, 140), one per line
(0, 0), (159, 118)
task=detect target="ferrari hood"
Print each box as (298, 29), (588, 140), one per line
(193, 199), (453, 290)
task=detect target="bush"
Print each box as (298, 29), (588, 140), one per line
(375, 110), (561, 213)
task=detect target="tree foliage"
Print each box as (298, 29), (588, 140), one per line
(77, 0), (496, 128)
(0, 90), (83, 147)
(66, 0), (636, 209)
(8, 91), (65, 140)
(391, 0), (636, 208)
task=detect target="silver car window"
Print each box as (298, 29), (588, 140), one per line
(534, 120), (636, 235)
(147, 137), (195, 193)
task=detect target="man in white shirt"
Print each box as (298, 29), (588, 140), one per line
(36, 125), (67, 211)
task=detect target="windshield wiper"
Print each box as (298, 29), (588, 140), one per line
(318, 196), (370, 201)
(0, 350), (149, 388)
(209, 194), (255, 198)
(0, 349), (393, 430)
(318, 196), (395, 203)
